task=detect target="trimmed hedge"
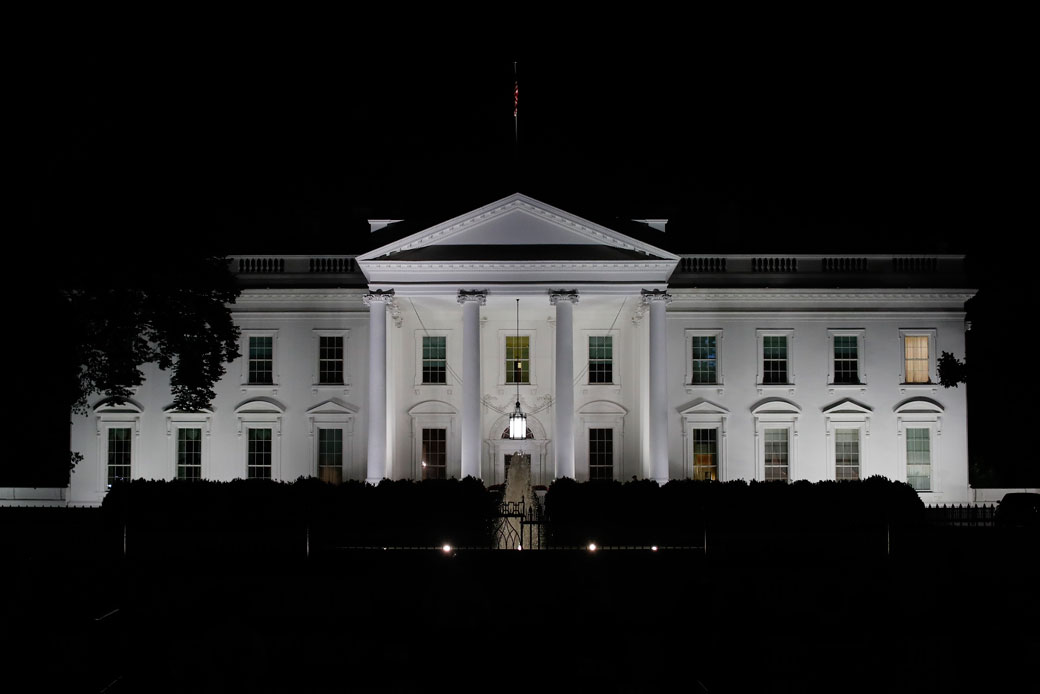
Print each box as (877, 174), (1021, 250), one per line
(545, 476), (926, 547)
(101, 477), (498, 557)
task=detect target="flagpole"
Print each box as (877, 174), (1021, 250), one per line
(513, 61), (519, 185)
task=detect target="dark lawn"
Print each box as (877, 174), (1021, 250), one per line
(3, 512), (1037, 693)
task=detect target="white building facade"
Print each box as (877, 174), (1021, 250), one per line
(65, 194), (975, 505)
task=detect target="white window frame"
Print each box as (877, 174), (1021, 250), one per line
(95, 399), (143, 493)
(895, 398), (943, 496)
(752, 400), (800, 481)
(577, 400), (627, 482)
(498, 329), (537, 387)
(241, 329), (280, 392)
(165, 408), (212, 481)
(235, 399), (284, 480)
(306, 400), (358, 481)
(826, 329), (867, 393)
(312, 329), (350, 392)
(680, 400), (729, 481)
(823, 399), (872, 482)
(898, 328), (938, 392)
(685, 329), (724, 395)
(414, 329), (453, 388)
(756, 329), (795, 394)
(407, 400), (458, 480)
(582, 329), (621, 387)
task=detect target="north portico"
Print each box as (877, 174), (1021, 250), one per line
(355, 193), (680, 486)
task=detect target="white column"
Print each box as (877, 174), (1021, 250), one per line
(364, 290), (393, 484)
(551, 290), (579, 479)
(643, 289), (672, 485)
(458, 290), (487, 480)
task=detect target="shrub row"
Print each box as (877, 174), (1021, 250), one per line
(545, 476), (926, 547)
(101, 477), (498, 553)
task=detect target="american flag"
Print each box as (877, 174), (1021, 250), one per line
(514, 80), (518, 117)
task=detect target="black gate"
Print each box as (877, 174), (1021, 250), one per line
(492, 496), (546, 549)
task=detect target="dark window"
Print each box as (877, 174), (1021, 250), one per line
(422, 428), (446, 480)
(107, 427), (132, 487)
(319, 336), (344, 384)
(589, 428), (613, 481)
(691, 336), (717, 384)
(318, 428), (343, 484)
(833, 336), (859, 384)
(176, 427), (202, 480)
(762, 336), (788, 384)
(249, 336), (274, 384)
(588, 336), (613, 384)
(422, 336), (447, 384)
(247, 428), (272, 479)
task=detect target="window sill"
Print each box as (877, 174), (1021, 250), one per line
(241, 384), (279, 394)
(312, 384), (351, 395)
(686, 384), (724, 395)
(828, 383), (867, 394)
(899, 383), (937, 394)
(757, 384), (795, 395)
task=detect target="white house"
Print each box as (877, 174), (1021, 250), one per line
(62, 193), (976, 505)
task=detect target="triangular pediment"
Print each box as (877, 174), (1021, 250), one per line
(679, 399), (729, 416)
(822, 399), (872, 416)
(355, 194), (679, 288)
(305, 399), (359, 416)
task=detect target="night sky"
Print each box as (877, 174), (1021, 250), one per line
(19, 24), (1034, 484)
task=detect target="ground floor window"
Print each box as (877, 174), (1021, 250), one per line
(317, 428), (343, 484)
(906, 427), (931, 491)
(764, 428), (789, 482)
(247, 428), (273, 479)
(107, 427), (132, 487)
(422, 428), (446, 480)
(692, 428), (718, 481)
(835, 428), (860, 481)
(176, 428), (202, 480)
(589, 428), (613, 481)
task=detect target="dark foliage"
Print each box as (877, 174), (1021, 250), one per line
(545, 476), (925, 548)
(937, 350), (967, 388)
(99, 476), (498, 558)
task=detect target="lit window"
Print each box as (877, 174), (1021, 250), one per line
(107, 427), (132, 487)
(906, 428), (931, 491)
(588, 336), (613, 384)
(176, 428), (202, 481)
(589, 428), (613, 481)
(317, 428), (343, 484)
(833, 336), (860, 385)
(835, 428), (860, 480)
(692, 429), (718, 481)
(764, 428), (789, 481)
(247, 428), (272, 479)
(905, 336), (930, 384)
(422, 336), (447, 384)
(248, 336), (274, 385)
(691, 336), (717, 385)
(762, 336), (789, 385)
(421, 428), (446, 480)
(318, 336), (344, 385)
(505, 335), (530, 384)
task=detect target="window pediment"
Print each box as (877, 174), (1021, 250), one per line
(751, 399), (801, 416)
(234, 398), (285, 415)
(679, 399), (729, 417)
(93, 398), (144, 414)
(407, 400), (457, 416)
(894, 398), (944, 415)
(305, 399), (359, 416)
(822, 399), (872, 416)
(578, 400), (628, 416)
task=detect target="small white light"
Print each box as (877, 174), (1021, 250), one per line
(588, 543), (597, 551)
(442, 544), (452, 553)
(651, 545), (658, 552)
(517, 544), (523, 551)
(422, 461), (427, 467)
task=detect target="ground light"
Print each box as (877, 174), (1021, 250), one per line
(442, 544), (452, 553)
(588, 543), (597, 551)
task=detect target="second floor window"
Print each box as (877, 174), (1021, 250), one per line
(833, 336), (860, 384)
(248, 336), (274, 384)
(505, 335), (530, 384)
(762, 336), (789, 384)
(905, 336), (930, 384)
(588, 336), (613, 384)
(691, 336), (718, 384)
(422, 336), (447, 384)
(319, 336), (344, 384)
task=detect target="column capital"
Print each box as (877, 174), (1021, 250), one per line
(549, 289), (579, 305)
(363, 288), (395, 306)
(640, 288), (672, 304)
(457, 289), (488, 305)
